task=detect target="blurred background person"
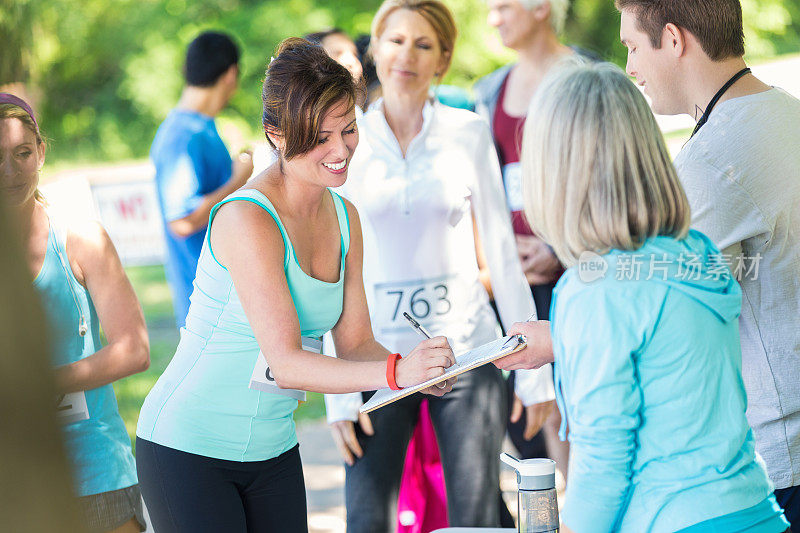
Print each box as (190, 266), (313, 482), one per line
(305, 28), (367, 111)
(308, 26), (448, 532)
(355, 34), (384, 106)
(1, 93), (149, 532)
(309, 25), (470, 533)
(473, 0), (595, 478)
(0, 163), (84, 533)
(150, 31), (254, 330)
(324, 1), (553, 531)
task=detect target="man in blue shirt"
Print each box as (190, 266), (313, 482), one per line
(151, 31), (253, 328)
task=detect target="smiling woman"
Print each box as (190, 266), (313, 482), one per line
(133, 38), (458, 533)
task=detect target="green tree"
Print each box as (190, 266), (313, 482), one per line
(5, 0), (798, 166)
(0, 0), (33, 85)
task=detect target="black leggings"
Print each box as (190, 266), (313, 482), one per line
(136, 438), (307, 533)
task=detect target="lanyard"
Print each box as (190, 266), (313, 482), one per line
(691, 67), (751, 138)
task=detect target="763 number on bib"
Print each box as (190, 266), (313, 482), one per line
(373, 276), (455, 335)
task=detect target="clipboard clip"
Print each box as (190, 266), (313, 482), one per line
(500, 334), (526, 351)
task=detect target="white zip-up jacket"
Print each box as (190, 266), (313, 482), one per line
(325, 99), (554, 422)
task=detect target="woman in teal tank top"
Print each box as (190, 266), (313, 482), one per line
(135, 39), (456, 532)
(2, 94), (150, 533)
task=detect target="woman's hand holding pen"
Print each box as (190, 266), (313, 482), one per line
(396, 336), (457, 396)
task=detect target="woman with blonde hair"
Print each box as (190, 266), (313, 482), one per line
(323, 0), (550, 530)
(495, 63), (789, 532)
(1, 93), (150, 532)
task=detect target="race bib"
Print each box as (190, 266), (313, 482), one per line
(502, 162), (524, 211)
(56, 391), (89, 425)
(248, 337), (323, 401)
(373, 274), (463, 337)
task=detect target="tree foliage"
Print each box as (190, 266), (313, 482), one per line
(1, 0), (797, 164)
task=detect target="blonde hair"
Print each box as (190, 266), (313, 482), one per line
(0, 103), (43, 145)
(371, 0), (458, 77)
(520, 62), (690, 267)
(519, 0), (570, 35)
(1, 103), (47, 203)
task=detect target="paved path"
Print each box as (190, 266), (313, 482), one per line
(298, 421), (349, 533)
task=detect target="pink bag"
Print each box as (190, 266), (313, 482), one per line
(396, 399), (449, 533)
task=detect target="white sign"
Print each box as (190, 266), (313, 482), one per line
(91, 180), (166, 266)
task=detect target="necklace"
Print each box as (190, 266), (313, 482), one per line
(690, 67), (751, 138)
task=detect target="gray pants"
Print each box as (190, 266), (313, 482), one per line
(345, 364), (507, 532)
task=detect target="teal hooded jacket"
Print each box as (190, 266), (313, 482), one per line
(552, 230), (782, 532)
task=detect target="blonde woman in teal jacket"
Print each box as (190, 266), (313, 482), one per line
(494, 62), (790, 532)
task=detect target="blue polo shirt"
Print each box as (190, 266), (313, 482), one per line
(151, 109), (232, 328)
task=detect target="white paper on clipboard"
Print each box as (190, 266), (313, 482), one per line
(360, 334), (526, 413)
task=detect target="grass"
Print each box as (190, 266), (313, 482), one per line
(115, 264), (326, 449)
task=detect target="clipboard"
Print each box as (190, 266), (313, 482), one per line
(360, 334), (527, 413)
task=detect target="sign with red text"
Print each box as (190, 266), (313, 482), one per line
(91, 180), (166, 266)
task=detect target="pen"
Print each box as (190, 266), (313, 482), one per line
(403, 312), (432, 339)
(403, 313), (450, 389)
(500, 312), (537, 350)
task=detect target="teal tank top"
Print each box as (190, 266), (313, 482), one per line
(33, 212), (137, 496)
(137, 188), (350, 461)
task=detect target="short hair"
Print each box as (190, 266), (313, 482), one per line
(184, 31), (240, 87)
(520, 62), (690, 266)
(262, 38), (356, 160)
(518, 0), (570, 35)
(371, 0), (458, 77)
(303, 28), (348, 46)
(615, 0), (745, 61)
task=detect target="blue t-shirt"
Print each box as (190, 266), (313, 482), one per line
(150, 109), (232, 328)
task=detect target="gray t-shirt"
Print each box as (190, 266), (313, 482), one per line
(674, 88), (800, 489)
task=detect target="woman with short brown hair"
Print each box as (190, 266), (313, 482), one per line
(135, 38), (456, 532)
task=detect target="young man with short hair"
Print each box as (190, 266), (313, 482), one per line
(151, 31), (253, 329)
(618, 0), (800, 525)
